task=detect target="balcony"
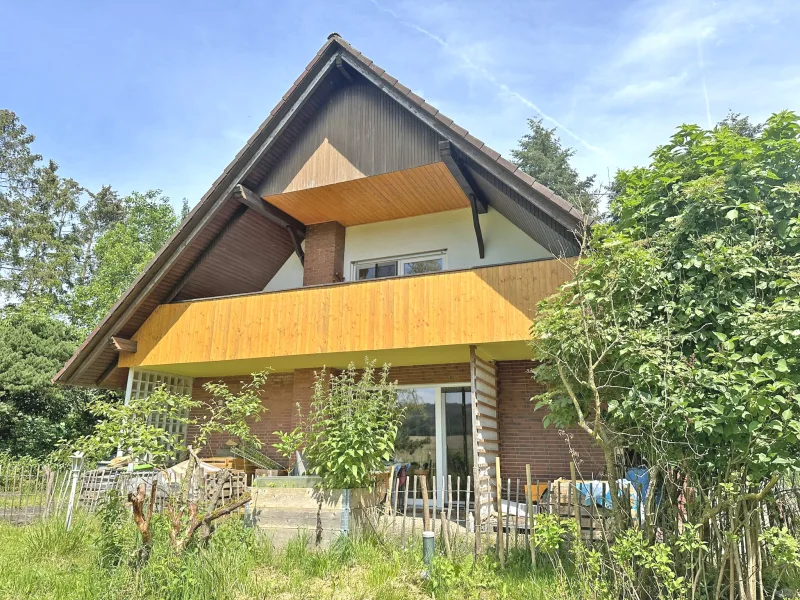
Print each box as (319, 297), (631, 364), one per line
(118, 258), (572, 377)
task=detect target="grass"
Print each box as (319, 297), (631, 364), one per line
(0, 513), (571, 600)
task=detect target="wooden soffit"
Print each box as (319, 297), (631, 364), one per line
(261, 162), (470, 227)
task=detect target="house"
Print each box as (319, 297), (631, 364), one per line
(55, 34), (603, 500)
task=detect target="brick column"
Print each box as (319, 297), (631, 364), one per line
(303, 221), (345, 286)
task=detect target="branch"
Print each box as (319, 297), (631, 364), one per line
(700, 473), (781, 524)
(557, 362), (595, 439)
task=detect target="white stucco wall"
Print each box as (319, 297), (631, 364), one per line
(264, 207), (551, 291)
(342, 207), (551, 279)
(263, 242), (304, 292)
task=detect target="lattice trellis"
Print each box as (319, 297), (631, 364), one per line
(126, 369), (193, 457)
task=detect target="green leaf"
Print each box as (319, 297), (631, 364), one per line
(725, 208), (739, 220)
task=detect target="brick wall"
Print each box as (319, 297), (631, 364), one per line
(496, 360), (605, 483)
(187, 360), (602, 483)
(189, 372), (297, 464)
(303, 221), (345, 286)
(388, 363), (470, 386)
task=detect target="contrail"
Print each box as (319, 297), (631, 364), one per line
(366, 0), (611, 160)
(696, 37), (713, 128)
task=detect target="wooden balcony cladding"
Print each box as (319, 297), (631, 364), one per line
(118, 258), (572, 370)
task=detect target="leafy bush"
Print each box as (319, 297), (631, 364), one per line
(274, 361), (403, 489)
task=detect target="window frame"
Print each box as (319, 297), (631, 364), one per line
(351, 250), (447, 281)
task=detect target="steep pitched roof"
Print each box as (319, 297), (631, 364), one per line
(55, 33), (585, 389)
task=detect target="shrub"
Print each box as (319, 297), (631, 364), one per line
(274, 361), (403, 490)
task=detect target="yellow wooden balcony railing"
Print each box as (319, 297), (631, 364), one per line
(118, 258), (572, 377)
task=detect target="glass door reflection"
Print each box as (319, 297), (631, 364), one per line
(394, 387), (437, 494)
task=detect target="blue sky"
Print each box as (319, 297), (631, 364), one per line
(2, 0), (798, 210)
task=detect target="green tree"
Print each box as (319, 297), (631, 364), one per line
(0, 304), (102, 457)
(531, 111), (800, 596)
(511, 117), (597, 214)
(716, 110), (763, 139)
(69, 190), (179, 330)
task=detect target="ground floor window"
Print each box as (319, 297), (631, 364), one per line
(393, 384), (473, 507)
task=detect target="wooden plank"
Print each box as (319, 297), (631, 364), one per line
(120, 259), (574, 370)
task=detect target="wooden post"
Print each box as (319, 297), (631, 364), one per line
(570, 462), (581, 541)
(441, 510), (452, 558)
(526, 466), (535, 568)
(514, 478), (520, 550)
(496, 457), (504, 567)
(412, 475), (418, 538)
(420, 475), (431, 532)
(387, 467), (395, 515)
(401, 475), (410, 545)
(474, 468), (482, 556)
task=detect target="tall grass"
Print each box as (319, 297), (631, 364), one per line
(0, 513), (570, 600)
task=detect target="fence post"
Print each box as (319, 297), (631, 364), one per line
(496, 456), (504, 568)
(65, 452), (84, 531)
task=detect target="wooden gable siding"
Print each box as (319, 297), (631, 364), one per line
(173, 211), (295, 301)
(256, 80), (442, 197)
(118, 258), (572, 372)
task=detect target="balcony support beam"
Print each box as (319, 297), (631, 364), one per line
(438, 141), (487, 213)
(233, 185), (306, 237)
(286, 225), (305, 266)
(469, 193), (485, 259)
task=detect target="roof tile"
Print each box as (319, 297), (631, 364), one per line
(394, 81), (412, 96)
(481, 145), (501, 161)
(497, 156), (518, 174)
(269, 98), (285, 117)
(515, 170), (535, 187)
(406, 90), (425, 106)
(449, 123), (468, 137)
(380, 72), (398, 87)
(435, 112), (454, 127)
(464, 133), (485, 150)
(368, 63), (386, 77)
(420, 101), (439, 117)
(281, 84), (298, 102)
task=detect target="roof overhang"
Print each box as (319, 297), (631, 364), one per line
(263, 162), (470, 227)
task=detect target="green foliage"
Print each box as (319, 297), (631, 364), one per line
(0, 513), (583, 600)
(0, 304), (101, 457)
(194, 371), (270, 449)
(0, 110), (183, 459)
(532, 513), (575, 558)
(533, 111), (800, 483)
(72, 386), (198, 466)
(97, 492), (136, 568)
(762, 526), (800, 571)
(275, 361), (403, 489)
(532, 110), (800, 599)
(511, 117), (597, 214)
(69, 190), (180, 331)
(71, 371), (269, 465)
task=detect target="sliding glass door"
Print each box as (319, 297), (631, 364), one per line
(393, 384), (473, 508)
(442, 386), (474, 492)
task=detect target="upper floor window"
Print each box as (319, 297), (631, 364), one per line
(353, 251), (446, 281)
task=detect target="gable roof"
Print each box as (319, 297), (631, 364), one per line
(55, 33), (585, 389)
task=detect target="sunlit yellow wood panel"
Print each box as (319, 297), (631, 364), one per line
(118, 258), (573, 374)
